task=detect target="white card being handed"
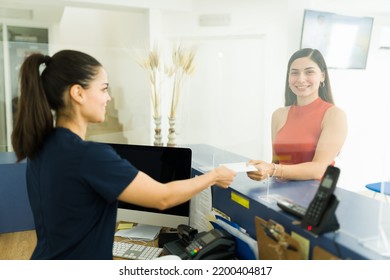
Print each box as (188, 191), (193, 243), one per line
(219, 162), (257, 173)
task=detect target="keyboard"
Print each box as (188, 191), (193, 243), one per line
(113, 241), (163, 260)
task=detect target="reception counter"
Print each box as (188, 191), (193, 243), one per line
(188, 144), (390, 260)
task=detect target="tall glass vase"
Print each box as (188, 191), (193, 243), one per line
(153, 116), (163, 146)
(167, 117), (176, 147)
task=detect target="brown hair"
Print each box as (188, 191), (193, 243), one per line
(11, 50), (102, 162)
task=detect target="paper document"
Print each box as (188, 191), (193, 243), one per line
(190, 187), (213, 232)
(220, 162), (257, 173)
(115, 224), (162, 241)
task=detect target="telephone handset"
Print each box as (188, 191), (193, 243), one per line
(302, 165), (340, 228)
(184, 229), (235, 260)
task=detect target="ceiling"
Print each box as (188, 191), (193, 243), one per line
(0, 0), (191, 23)
(1, 0), (390, 24)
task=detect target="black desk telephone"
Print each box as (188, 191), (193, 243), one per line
(301, 165), (340, 234)
(163, 225), (236, 260)
(277, 165), (341, 234)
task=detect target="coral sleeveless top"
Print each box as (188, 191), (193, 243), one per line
(273, 98), (333, 165)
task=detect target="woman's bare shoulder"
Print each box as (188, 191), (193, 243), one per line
(272, 106), (290, 133)
(272, 106), (290, 119)
(326, 105), (347, 119)
(323, 105), (347, 129)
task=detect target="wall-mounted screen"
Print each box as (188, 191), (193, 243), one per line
(300, 9), (374, 69)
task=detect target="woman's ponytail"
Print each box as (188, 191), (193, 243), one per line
(11, 53), (54, 162)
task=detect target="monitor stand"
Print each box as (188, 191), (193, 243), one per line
(117, 209), (189, 229)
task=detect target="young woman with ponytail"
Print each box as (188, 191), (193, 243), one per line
(12, 50), (236, 259)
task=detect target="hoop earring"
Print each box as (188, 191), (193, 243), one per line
(320, 81), (325, 88)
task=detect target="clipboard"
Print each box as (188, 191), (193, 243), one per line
(255, 216), (303, 260)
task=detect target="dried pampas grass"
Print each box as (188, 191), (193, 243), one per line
(134, 43), (196, 121)
(135, 44), (165, 118)
(167, 44), (197, 119)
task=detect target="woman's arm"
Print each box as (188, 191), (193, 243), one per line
(118, 166), (236, 210)
(308, 105), (348, 177)
(247, 106), (347, 181)
(271, 107), (288, 163)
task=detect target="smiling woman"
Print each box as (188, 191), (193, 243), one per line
(71, 67), (111, 126)
(247, 48), (347, 182)
(9, 48), (236, 260)
(287, 57), (325, 104)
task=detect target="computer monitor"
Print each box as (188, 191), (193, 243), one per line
(108, 143), (192, 228)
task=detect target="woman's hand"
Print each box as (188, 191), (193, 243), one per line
(211, 165), (236, 188)
(246, 160), (273, 181)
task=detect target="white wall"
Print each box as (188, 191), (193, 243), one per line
(52, 7), (152, 144)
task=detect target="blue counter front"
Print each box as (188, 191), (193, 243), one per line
(188, 144), (390, 260)
(0, 153), (34, 234)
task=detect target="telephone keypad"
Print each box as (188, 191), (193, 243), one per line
(305, 198), (327, 225)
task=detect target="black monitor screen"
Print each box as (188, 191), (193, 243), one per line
(108, 143), (192, 219)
